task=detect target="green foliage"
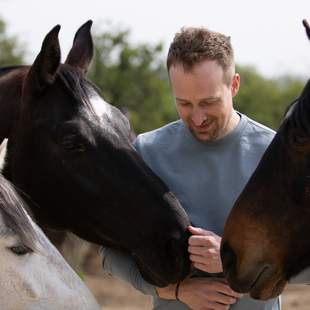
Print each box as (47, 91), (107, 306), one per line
(88, 25), (177, 133)
(235, 65), (305, 130)
(88, 24), (306, 133)
(0, 18), (25, 66)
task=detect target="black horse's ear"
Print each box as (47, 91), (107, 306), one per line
(26, 25), (61, 93)
(65, 20), (93, 74)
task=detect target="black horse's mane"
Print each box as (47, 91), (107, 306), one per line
(0, 174), (38, 251)
(0, 65), (102, 117)
(0, 66), (26, 77)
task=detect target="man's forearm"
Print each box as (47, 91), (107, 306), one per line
(156, 284), (178, 300)
(101, 247), (157, 296)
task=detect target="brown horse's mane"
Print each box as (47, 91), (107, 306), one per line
(287, 79), (310, 135)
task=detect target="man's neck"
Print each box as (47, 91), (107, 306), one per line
(227, 110), (240, 132)
(217, 110), (240, 140)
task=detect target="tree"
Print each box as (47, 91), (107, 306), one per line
(0, 17), (25, 66)
(89, 24), (305, 133)
(88, 25), (176, 133)
(235, 65), (305, 130)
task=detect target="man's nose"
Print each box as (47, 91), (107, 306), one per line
(191, 109), (206, 126)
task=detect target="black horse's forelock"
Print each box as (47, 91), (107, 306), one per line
(0, 175), (38, 251)
(57, 65), (100, 117)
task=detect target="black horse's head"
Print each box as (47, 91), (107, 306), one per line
(221, 20), (310, 300)
(2, 21), (191, 287)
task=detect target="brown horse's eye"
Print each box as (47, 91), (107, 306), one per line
(292, 135), (308, 146)
(289, 129), (309, 147)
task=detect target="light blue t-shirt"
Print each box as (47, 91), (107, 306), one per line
(102, 113), (280, 310)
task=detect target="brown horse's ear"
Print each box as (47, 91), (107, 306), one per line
(26, 25), (61, 93)
(65, 20), (93, 74)
(303, 19), (310, 41)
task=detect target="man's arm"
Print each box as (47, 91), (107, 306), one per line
(157, 277), (240, 309)
(101, 245), (241, 309)
(289, 266), (310, 284)
(100, 247), (157, 296)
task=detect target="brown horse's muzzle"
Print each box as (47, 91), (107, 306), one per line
(221, 238), (288, 299)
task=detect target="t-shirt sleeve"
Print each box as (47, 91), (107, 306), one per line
(100, 246), (158, 296)
(288, 266), (310, 284)
(133, 134), (142, 153)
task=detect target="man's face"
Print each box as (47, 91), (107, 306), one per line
(169, 60), (240, 141)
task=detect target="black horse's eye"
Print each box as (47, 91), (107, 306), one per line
(61, 136), (86, 153)
(9, 245), (33, 256)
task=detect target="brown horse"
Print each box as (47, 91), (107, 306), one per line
(0, 21), (191, 287)
(221, 20), (310, 300)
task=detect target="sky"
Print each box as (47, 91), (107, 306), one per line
(1, 0), (310, 78)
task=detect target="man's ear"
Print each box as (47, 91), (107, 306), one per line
(231, 73), (240, 97)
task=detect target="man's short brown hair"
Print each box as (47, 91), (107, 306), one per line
(167, 27), (234, 82)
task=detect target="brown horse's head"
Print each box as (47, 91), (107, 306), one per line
(0, 22), (191, 287)
(221, 19), (310, 300)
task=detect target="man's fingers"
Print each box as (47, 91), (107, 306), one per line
(210, 292), (238, 305)
(188, 245), (218, 256)
(190, 254), (208, 264)
(189, 235), (219, 247)
(188, 245), (206, 255)
(192, 262), (209, 272)
(214, 282), (243, 299)
(207, 301), (232, 310)
(190, 253), (220, 265)
(188, 226), (213, 236)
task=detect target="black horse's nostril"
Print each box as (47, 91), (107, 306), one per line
(221, 241), (237, 275)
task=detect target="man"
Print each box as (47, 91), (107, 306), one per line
(101, 27), (280, 309)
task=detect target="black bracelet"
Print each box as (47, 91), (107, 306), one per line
(175, 282), (181, 300)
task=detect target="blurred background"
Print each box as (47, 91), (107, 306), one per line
(1, 0), (310, 308)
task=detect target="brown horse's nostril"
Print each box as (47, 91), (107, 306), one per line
(221, 241), (237, 276)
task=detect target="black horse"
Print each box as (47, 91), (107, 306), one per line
(221, 20), (310, 300)
(0, 21), (191, 287)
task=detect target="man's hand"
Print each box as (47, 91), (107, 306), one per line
(156, 277), (241, 310)
(180, 277), (241, 310)
(188, 226), (223, 273)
